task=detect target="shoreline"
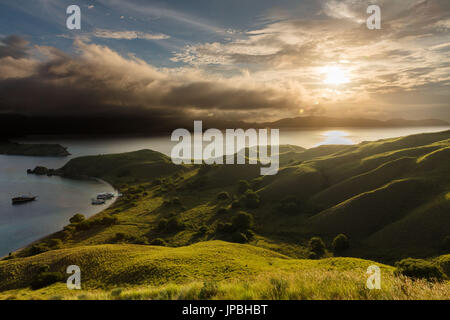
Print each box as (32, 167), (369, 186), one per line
(1, 177), (118, 259)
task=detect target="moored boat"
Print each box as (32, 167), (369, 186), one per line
(12, 196), (37, 205)
(91, 198), (106, 205)
(97, 192), (115, 200)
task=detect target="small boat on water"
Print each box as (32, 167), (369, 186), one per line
(12, 195), (37, 205)
(97, 192), (115, 200)
(91, 198), (106, 205)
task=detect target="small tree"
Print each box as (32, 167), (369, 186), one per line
(244, 190), (260, 209)
(166, 216), (185, 232)
(238, 180), (250, 194)
(31, 272), (64, 290)
(231, 212), (253, 231)
(308, 237), (326, 258)
(332, 234), (350, 254)
(395, 258), (445, 281)
(69, 213), (85, 224)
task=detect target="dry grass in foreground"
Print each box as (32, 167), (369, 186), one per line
(2, 269), (448, 300)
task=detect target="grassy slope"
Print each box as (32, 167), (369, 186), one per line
(254, 131), (450, 259)
(57, 149), (187, 186)
(1, 241), (448, 300)
(13, 130), (450, 260)
(2, 130), (449, 299)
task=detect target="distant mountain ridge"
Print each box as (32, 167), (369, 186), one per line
(255, 116), (450, 128)
(0, 114), (448, 136)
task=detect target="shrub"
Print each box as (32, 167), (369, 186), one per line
(29, 244), (50, 256)
(395, 258), (445, 281)
(217, 192), (230, 201)
(238, 180), (250, 194)
(48, 239), (63, 249)
(244, 190), (260, 209)
(199, 281), (219, 300)
(166, 216), (185, 233)
(31, 272), (64, 290)
(99, 216), (119, 226)
(150, 238), (166, 246)
(332, 234), (350, 254)
(308, 237), (326, 258)
(69, 213), (85, 224)
(231, 212), (253, 231)
(158, 218), (168, 231)
(75, 220), (92, 231)
(114, 233), (127, 241)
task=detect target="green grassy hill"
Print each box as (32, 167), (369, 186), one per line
(18, 130), (450, 260)
(56, 149), (188, 186)
(3, 130), (449, 300)
(1, 241), (448, 300)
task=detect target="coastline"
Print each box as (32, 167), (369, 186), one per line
(1, 176), (118, 259)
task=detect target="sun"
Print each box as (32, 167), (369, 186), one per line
(322, 66), (350, 85)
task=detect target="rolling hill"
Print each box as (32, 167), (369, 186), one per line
(3, 130), (449, 299)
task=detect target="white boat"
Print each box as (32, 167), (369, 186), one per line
(96, 192), (115, 200)
(91, 198), (106, 205)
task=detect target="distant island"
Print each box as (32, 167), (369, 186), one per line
(1, 114), (448, 135)
(0, 140), (70, 157)
(256, 116), (450, 129)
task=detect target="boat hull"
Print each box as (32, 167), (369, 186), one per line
(12, 197), (37, 205)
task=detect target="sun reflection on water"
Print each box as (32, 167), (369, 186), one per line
(316, 130), (354, 146)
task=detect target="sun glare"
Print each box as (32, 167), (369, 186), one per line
(322, 66), (350, 85)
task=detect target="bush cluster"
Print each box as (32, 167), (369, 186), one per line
(332, 234), (350, 255)
(216, 212), (255, 243)
(30, 265), (64, 290)
(157, 216), (186, 233)
(308, 237), (326, 259)
(395, 258), (445, 281)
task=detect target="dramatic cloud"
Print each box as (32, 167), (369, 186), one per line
(0, 35), (29, 59)
(0, 38), (303, 123)
(171, 0), (450, 120)
(0, 0), (449, 128)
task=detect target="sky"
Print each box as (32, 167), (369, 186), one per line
(0, 0), (449, 127)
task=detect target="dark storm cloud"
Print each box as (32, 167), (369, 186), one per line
(0, 37), (303, 126)
(0, 35), (29, 59)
